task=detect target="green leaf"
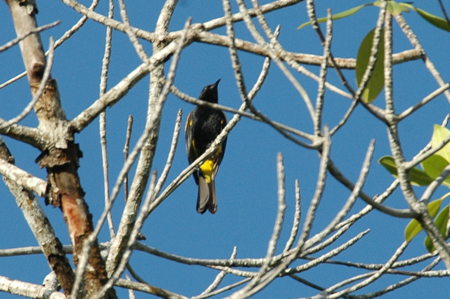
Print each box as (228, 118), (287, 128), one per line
(297, 4), (369, 30)
(422, 154), (450, 188)
(402, 3), (450, 32)
(374, 1), (411, 15)
(356, 28), (385, 103)
(419, 125), (450, 188)
(416, 8), (450, 32)
(425, 204), (450, 253)
(405, 199), (443, 242)
(379, 156), (433, 186)
(430, 125), (450, 163)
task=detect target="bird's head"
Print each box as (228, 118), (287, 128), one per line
(198, 79), (220, 103)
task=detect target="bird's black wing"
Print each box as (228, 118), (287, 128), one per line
(185, 110), (199, 184)
(212, 111), (228, 180)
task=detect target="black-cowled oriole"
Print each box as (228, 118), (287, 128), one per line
(185, 79), (227, 214)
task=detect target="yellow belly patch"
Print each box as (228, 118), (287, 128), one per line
(200, 159), (214, 183)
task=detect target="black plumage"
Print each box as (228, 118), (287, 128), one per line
(185, 79), (227, 214)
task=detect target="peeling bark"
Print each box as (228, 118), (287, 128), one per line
(0, 137), (75, 297)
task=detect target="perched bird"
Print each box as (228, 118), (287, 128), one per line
(185, 79), (227, 214)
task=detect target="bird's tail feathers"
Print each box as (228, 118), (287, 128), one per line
(197, 176), (217, 214)
(207, 180), (217, 214)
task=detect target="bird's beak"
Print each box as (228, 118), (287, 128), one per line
(213, 79), (221, 88)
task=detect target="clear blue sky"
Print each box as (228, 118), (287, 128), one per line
(1, 0), (449, 298)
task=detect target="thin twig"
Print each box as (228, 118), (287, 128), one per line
(313, 9), (333, 136)
(124, 115), (134, 201)
(152, 110), (182, 200)
(384, 11), (394, 115)
(229, 1), (316, 148)
(195, 247), (238, 297)
(283, 179), (301, 252)
(327, 159), (415, 218)
(398, 82), (450, 120)
(0, 0), (99, 90)
(118, 0), (149, 62)
(226, 129), (330, 298)
(334, 179), (398, 231)
(303, 223), (352, 256)
(353, 1), (387, 122)
(249, 153), (287, 288)
(405, 132), (450, 171)
(126, 263), (148, 285)
(329, 242), (409, 298)
(70, 34), (187, 132)
(305, 0), (355, 95)
(114, 277), (187, 299)
(298, 128), (331, 250)
(193, 278), (251, 299)
(99, 0), (115, 239)
(288, 229), (371, 275)
(420, 165), (450, 204)
(0, 21), (60, 54)
(354, 256), (442, 298)
(236, 0), (316, 123)
(0, 37), (55, 130)
(171, 85), (315, 143)
(395, 14), (450, 103)
(306, 140), (375, 249)
(438, 0), (450, 26)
